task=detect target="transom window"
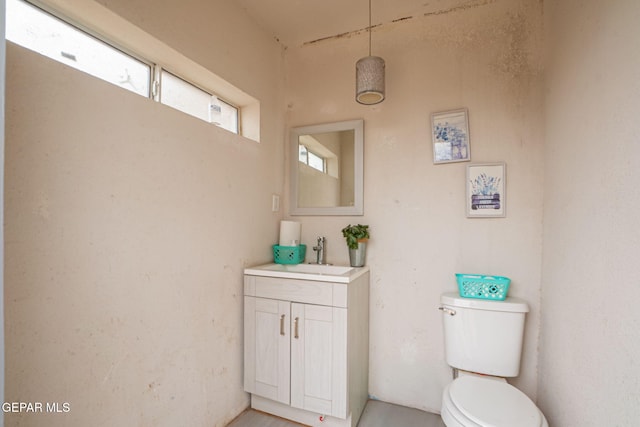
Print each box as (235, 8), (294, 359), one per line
(6, 0), (240, 134)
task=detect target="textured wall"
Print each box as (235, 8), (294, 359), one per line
(4, 0), (284, 424)
(540, 0), (640, 425)
(284, 0), (544, 413)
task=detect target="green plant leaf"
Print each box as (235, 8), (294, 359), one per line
(341, 224), (370, 249)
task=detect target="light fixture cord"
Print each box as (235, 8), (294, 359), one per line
(368, 0), (372, 56)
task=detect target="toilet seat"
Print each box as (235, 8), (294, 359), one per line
(442, 376), (545, 427)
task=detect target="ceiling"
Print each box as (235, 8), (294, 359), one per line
(235, 0), (481, 47)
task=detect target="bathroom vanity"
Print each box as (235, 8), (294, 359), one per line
(243, 263), (370, 427)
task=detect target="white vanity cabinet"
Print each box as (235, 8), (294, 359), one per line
(243, 266), (369, 427)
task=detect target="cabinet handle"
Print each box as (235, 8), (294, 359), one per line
(280, 314), (285, 336)
(294, 317), (299, 339)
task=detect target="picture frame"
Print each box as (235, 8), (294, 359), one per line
(466, 162), (506, 218)
(431, 108), (471, 164)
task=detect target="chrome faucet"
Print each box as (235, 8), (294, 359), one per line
(312, 236), (327, 265)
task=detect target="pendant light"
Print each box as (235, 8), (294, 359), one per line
(356, 0), (385, 105)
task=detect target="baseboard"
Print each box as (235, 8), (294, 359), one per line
(250, 395), (355, 427)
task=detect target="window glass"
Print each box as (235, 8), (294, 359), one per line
(217, 99), (239, 134)
(161, 71), (239, 133)
(161, 71), (211, 122)
(6, 0), (151, 97)
(307, 151), (325, 173)
(299, 144), (308, 163)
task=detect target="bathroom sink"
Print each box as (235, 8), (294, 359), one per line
(261, 263), (354, 275)
(244, 263), (369, 283)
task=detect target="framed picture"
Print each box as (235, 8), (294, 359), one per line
(431, 108), (470, 164)
(466, 162), (506, 218)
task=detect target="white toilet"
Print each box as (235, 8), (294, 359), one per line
(439, 292), (548, 427)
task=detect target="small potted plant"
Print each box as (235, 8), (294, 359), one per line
(341, 224), (369, 267)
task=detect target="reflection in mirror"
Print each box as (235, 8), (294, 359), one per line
(298, 130), (354, 208)
(290, 120), (364, 216)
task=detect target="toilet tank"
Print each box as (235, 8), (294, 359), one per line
(440, 292), (529, 377)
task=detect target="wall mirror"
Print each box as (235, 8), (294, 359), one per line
(290, 119), (364, 216)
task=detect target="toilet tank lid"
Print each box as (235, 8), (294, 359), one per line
(441, 292), (529, 313)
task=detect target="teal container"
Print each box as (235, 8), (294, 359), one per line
(456, 273), (511, 301)
(273, 244), (306, 265)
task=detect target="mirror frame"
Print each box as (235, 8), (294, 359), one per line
(290, 119), (364, 216)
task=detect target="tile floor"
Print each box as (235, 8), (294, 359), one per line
(227, 400), (446, 427)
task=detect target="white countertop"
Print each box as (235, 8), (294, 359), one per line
(244, 263), (370, 283)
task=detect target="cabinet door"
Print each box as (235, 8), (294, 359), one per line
(244, 296), (291, 404)
(290, 303), (348, 419)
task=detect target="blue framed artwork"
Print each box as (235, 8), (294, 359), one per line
(431, 108), (470, 164)
(466, 162), (506, 218)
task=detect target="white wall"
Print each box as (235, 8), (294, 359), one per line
(284, 0), (544, 413)
(4, 0), (284, 425)
(1, 1), (6, 425)
(539, 0), (640, 425)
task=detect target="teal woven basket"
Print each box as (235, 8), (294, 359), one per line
(273, 244), (306, 265)
(456, 273), (511, 301)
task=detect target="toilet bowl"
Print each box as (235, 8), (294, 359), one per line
(441, 375), (548, 427)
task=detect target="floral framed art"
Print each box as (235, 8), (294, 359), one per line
(466, 162), (506, 218)
(431, 108), (471, 164)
